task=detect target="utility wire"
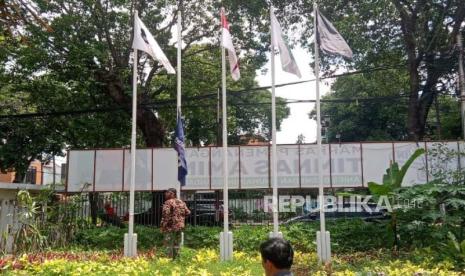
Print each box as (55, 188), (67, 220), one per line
(0, 65), (461, 120)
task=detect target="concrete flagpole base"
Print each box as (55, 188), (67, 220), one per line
(180, 232), (184, 248)
(316, 231), (331, 263)
(219, 231), (233, 261)
(268, 231), (283, 239)
(124, 233), (138, 257)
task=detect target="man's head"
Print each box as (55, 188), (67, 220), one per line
(260, 238), (294, 276)
(164, 188), (177, 200)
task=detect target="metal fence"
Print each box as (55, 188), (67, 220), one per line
(66, 189), (317, 228)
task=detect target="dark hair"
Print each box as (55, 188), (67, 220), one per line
(166, 188), (177, 197)
(260, 238), (294, 269)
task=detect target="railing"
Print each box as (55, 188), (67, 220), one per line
(66, 190), (312, 228)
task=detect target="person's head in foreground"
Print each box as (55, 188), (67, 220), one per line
(164, 188), (177, 200)
(260, 238), (294, 276)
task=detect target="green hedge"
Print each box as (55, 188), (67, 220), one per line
(72, 219), (389, 253)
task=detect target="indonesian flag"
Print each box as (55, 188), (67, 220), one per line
(220, 8), (240, 81)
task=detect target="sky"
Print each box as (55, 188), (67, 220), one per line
(255, 47), (332, 144)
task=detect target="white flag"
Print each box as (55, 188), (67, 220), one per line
(271, 8), (302, 78)
(221, 8), (240, 81)
(132, 14), (176, 74)
(315, 8), (353, 59)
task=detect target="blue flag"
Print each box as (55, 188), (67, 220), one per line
(174, 111), (188, 186)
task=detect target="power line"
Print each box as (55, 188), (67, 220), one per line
(0, 65), (461, 120)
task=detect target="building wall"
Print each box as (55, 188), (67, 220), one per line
(0, 172), (14, 183)
(0, 160), (43, 184)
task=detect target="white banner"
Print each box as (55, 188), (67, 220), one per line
(362, 143), (393, 186)
(275, 146), (300, 188)
(123, 149), (152, 191)
(66, 141), (464, 192)
(394, 143), (427, 186)
(239, 146), (270, 189)
(153, 148), (177, 191)
(95, 150), (124, 192)
(211, 147), (240, 189)
(67, 150), (94, 192)
(300, 144), (331, 188)
(329, 143), (363, 187)
(184, 147), (210, 190)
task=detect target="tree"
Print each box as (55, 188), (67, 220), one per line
(311, 69), (410, 142)
(3, 0), (287, 147)
(303, 0), (465, 141)
(0, 0), (291, 177)
(313, 70), (461, 142)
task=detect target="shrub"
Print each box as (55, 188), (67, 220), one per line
(71, 220), (392, 254)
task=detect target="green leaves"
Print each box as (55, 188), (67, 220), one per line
(443, 232), (465, 267)
(368, 148), (425, 196)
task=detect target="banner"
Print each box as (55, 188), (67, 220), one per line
(66, 141), (464, 192)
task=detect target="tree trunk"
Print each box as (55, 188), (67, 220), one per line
(393, 1), (465, 141)
(392, 0), (422, 140)
(137, 108), (165, 147)
(89, 192), (99, 225)
(96, 71), (165, 147)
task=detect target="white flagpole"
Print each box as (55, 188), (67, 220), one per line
(125, 10), (139, 258)
(176, 11), (182, 196)
(457, 33), (465, 140)
(270, 6), (280, 238)
(314, 2), (330, 263)
(220, 8), (232, 261)
(176, 9), (184, 247)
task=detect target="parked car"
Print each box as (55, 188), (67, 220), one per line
(128, 198), (232, 227)
(283, 202), (389, 224)
(185, 199), (232, 226)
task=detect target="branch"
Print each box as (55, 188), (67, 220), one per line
(94, 0), (121, 68)
(183, 45), (216, 59)
(142, 63), (161, 94)
(449, 2), (465, 47)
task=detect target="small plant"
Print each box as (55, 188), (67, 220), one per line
(442, 231), (465, 268)
(13, 190), (47, 253)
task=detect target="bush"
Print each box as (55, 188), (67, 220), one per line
(72, 226), (163, 250)
(71, 219), (391, 254)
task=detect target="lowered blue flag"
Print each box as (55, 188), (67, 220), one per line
(174, 111), (188, 186)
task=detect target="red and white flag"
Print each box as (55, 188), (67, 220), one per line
(221, 8), (240, 81)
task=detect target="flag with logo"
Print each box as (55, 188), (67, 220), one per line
(315, 8), (353, 59)
(174, 111), (188, 186)
(270, 7), (302, 78)
(132, 13), (176, 74)
(220, 8), (240, 81)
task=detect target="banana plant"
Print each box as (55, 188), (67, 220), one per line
(368, 148), (425, 196)
(367, 148), (425, 252)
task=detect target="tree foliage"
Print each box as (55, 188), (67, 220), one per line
(306, 0), (465, 141)
(0, 0), (290, 176)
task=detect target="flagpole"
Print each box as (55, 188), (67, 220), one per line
(269, 6), (280, 238)
(314, 2), (330, 263)
(125, 10), (139, 258)
(176, 9), (185, 247)
(220, 8), (232, 261)
(177, 11), (182, 196)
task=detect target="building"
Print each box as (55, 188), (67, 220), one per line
(0, 159), (64, 185)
